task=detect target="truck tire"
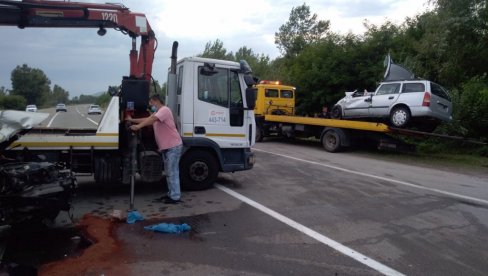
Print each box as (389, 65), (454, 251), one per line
(180, 150), (219, 191)
(330, 105), (342, 119)
(390, 106), (411, 128)
(322, 129), (343, 152)
(256, 125), (264, 142)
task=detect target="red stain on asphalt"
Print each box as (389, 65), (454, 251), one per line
(39, 214), (131, 276)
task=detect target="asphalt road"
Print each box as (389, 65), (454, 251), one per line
(45, 138), (487, 276)
(10, 108), (488, 275)
(37, 104), (103, 129)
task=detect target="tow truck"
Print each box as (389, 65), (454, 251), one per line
(253, 81), (485, 152)
(0, 0), (257, 190)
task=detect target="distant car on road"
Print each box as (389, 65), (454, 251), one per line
(56, 103), (67, 112)
(25, 104), (37, 112)
(88, 104), (102, 115)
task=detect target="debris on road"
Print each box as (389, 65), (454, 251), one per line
(126, 210), (144, 224)
(144, 223), (191, 234)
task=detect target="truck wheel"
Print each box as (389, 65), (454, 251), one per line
(256, 125), (264, 142)
(322, 129), (342, 152)
(330, 105), (342, 119)
(180, 150), (219, 191)
(390, 106), (411, 128)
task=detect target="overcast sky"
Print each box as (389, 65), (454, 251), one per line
(0, 0), (431, 98)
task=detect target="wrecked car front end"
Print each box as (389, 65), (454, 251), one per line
(0, 111), (77, 229)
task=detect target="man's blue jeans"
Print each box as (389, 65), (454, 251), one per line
(162, 144), (183, 200)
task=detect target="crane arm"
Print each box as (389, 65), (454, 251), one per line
(0, 0), (156, 80)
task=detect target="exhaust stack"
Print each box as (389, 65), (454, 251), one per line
(166, 41), (178, 119)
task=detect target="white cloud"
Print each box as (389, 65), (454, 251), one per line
(310, 0), (432, 34)
(153, 0), (275, 39)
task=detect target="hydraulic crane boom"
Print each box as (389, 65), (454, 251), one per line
(0, 0), (156, 80)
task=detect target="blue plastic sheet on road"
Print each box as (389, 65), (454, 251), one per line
(144, 223), (191, 234)
(126, 210), (144, 224)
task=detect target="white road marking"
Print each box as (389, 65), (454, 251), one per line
(46, 112), (60, 128)
(216, 184), (405, 276)
(76, 106), (98, 125)
(86, 117), (99, 126)
(254, 148), (488, 206)
(75, 107), (85, 117)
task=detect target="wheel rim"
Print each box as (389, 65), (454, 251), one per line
(392, 110), (407, 126)
(325, 134), (337, 149)
(189, 161), (209, 182)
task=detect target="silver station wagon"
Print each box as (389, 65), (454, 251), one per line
(331, 56), (453, 131)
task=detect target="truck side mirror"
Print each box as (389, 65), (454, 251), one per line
(246, 87), (256, 109)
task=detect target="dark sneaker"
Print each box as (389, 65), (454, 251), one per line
(153, 195), (170, 202)
(164, 198), (181, 204)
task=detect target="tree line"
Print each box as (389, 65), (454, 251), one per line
(1, 64), (70, 110)
(0, 64), (163, 110)
(198, 0), (488, 142)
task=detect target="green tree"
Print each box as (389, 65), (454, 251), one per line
(49, 84), (70, 105)
(0, 86), (7, 96)
(77, 94), (98, 104)
(150, 80), (165, 97)
(455, 77), (488, 140)
(198, 39), (234, 60)
(403, 0), (488, 88)
(234, 46), (271, 80)
(70, 96), (79, 104)
(275, 3), (330, 57)
(10, 64), (51, 106)
(96, 93), (112, 107)
(0, 95), (26, 110)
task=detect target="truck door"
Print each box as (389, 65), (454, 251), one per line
(370, 83), (401, 117)
(193, 64), (249, 148)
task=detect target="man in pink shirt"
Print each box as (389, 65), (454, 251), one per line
(127, 94), (183, 204)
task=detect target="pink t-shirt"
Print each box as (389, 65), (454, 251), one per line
(152, 106), (182, 151)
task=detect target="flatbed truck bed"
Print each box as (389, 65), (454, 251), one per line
(264, 115), (390, 132)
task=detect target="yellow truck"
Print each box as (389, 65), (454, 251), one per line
(254, 80), (397, 152)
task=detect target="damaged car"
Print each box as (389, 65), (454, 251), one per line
(330, 55), (453, 131)
(0, 111), (77, 228)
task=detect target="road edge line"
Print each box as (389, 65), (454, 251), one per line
(254, 148), (488, 206)
(215, 184), (405, 276)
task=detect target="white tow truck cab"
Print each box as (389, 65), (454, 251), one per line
(8, 50), (257, 191)
(168, 56), (257, 189)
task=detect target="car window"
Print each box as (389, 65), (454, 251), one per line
(265, 89), (279, 98)
(280, 90), (294, 98)
(402, 83), (425, 93)
(376, 83), (401, 95)
(430, 82), (451, 101)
